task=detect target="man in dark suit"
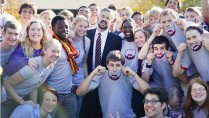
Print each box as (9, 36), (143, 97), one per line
(80, 8), (122, 118)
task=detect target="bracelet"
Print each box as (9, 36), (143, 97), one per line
(17, 98), (23, 103)
(146, 63), (152, 68)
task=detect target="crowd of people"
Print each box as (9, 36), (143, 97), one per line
(1, 0), (209, 118)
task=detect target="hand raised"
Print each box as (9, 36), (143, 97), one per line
(175, 19), (186, 30)
(147, 53), (155, 64)
(153, 24), (163, 36)
(122, 67), (135, 76)
(93, 66), (106, 75)
(109, 112), (120, 118)
(178, 43), (187, 53)
(202, 33), (209, 47)
(165, 51), (174, 65)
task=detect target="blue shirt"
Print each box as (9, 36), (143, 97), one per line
(10, 104), (52, 118)
(7, 45), (42, 76)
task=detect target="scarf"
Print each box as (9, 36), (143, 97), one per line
(52, 34), (78, 74)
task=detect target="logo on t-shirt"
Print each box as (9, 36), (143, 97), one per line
(108, 70), (121, 80)
(125, 49), (136, 60)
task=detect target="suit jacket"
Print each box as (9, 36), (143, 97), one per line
(87, 28), (122, 73)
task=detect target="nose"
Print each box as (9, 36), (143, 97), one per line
(189, 38), (195, 45)
(113, 66), (117, 71)
(157, 49), (162, 54)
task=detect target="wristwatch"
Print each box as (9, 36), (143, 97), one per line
(146, 63), (152, 68)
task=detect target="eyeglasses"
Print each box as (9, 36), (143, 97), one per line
(191, 87), (206, 93)
(144, 99), (160, 105)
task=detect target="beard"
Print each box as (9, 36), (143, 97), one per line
(108, 70), (121, 80)
(155, 53), (165, 59)
(191, 42), (202, 51)
(98, 20), (108, 30)
(165, 23), (176, 37)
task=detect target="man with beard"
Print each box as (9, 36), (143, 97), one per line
(80, 8), (122, 118)
(141, 36), (180, 91)
(77, 50), (149, 118)
(46, 15), (78, 118)
(173, 26), (209, 85)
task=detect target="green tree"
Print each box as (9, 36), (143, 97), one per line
(129, 0), (201, 14)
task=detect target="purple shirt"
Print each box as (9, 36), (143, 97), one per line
(7, 45), (42, 76)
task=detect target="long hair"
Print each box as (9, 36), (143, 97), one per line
(21, 20), (47, 57)
(184, 78), (209, 118)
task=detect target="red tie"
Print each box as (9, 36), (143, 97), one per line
(95, 33), (102, 68)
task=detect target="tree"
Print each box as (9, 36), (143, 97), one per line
(129, 0), (201, 14)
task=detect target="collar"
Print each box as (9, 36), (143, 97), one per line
(95, 29), (108, 37)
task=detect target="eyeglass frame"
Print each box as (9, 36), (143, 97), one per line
(143, 99), (161, 105)
(191, 87), (206, 93)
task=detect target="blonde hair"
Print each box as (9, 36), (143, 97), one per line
(160, 8), (178, 20)
(148, 6), (163, 18)
(73, 15), (89, 26)
(43, 38), (61, 50)
(120, 6), (134, 16)
(59, 10), (74, 22)
(21, 19), (47, 57)
(39, 9), (56, 19)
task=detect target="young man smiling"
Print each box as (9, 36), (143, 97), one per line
(77, 50), (149, 118)
(142, 88), (170, 118)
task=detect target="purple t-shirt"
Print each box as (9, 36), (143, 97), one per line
(6, 45), (42, 76)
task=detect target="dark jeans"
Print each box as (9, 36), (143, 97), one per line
(54, 92), (77, 118)
(132, 89), (145, 117)
(79, 88), (102, 118)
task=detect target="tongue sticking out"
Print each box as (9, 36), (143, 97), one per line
(167, 30), (176, 36)
(155, 54), (164, 59)
(108, 71), (121, 80)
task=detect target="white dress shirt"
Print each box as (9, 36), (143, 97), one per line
(92, 29), (108, 69)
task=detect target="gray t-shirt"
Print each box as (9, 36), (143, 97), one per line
(143, 55), (180, 91)
(47, 47), (73, 94)
(193, 108), (208, 118)
(4, 56), (54, 98)
(88, 70), (138, 118)
(72, 37), (90, 86)
(163, 23), (197, 76)
(188, 46), (209, 82)
(0, 45), (15, 102)
(0, 45), (15, 75)
(121, 40), (139, 72)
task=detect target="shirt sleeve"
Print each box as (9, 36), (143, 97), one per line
(19, 66), (35, 80)
(129, 76), (139, 90)
(10, 104), (34, 118)
(87, 74), (103, 92)
(180, 49), (192, 69)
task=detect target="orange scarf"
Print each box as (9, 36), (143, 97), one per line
(53, 34), (79, 74)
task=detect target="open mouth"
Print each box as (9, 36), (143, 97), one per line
(167, 30), (176, 36)
(125, 54), (135, 60)
(191, 42), (202, 51)
(108, 71), (121, 80)
(155, 54), (164, 59)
